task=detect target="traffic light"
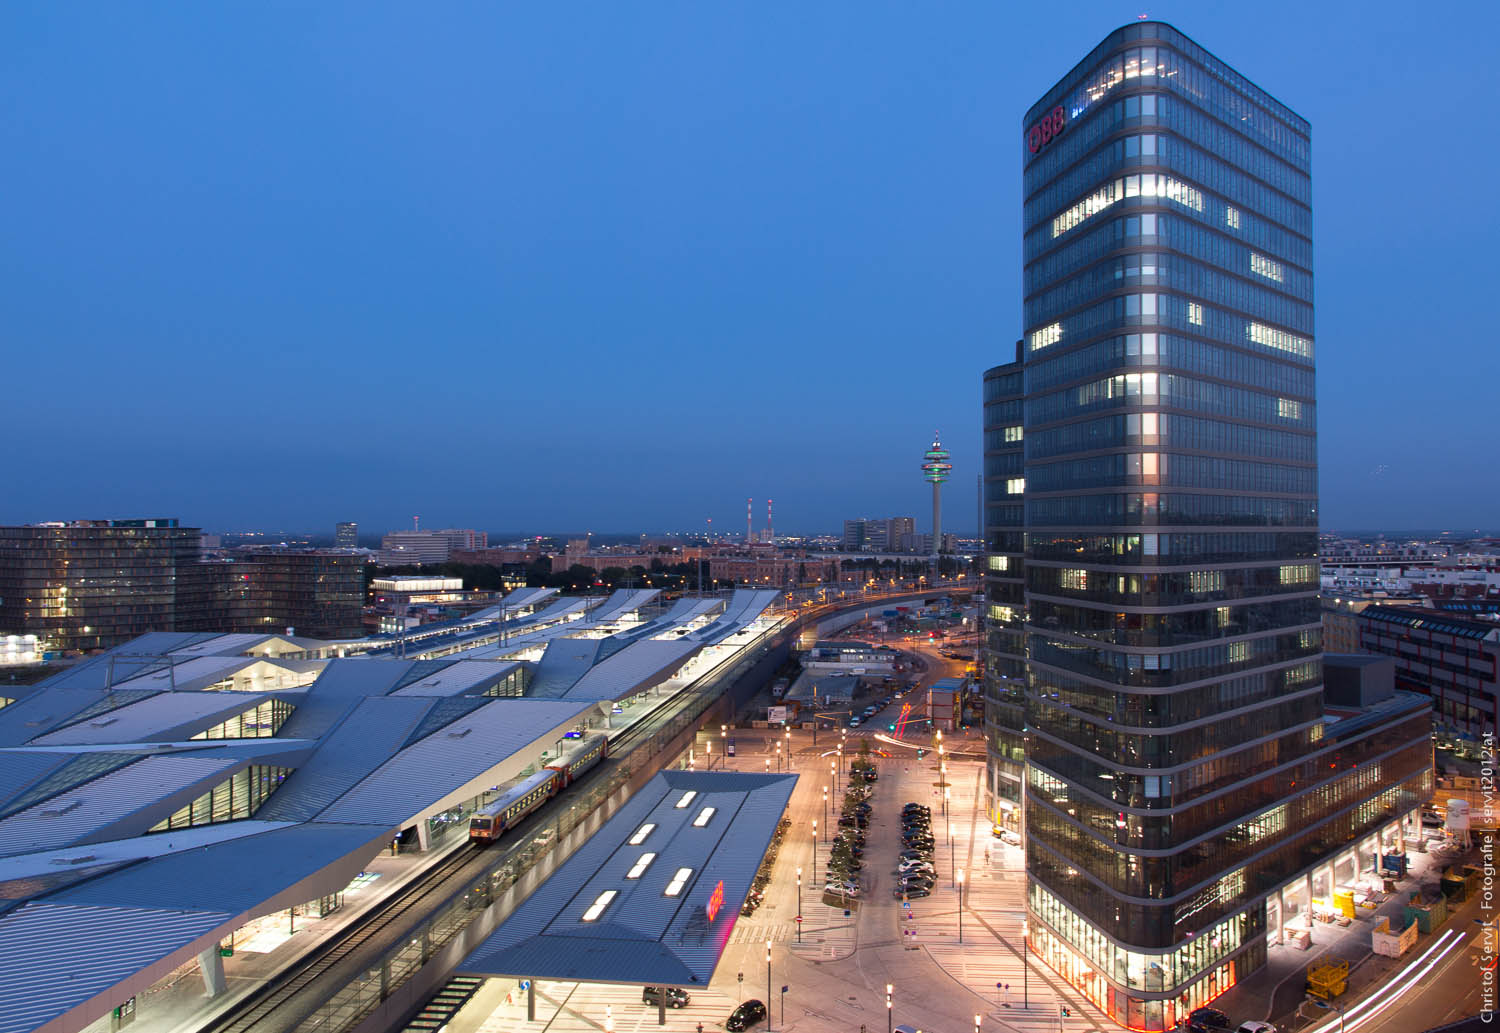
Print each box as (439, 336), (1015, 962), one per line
(888, 724), (896, 732)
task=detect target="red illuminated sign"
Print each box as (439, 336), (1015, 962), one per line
(705, 880), (725, 923)
(1027, 105), (1067, 154)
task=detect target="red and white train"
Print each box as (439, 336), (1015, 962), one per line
(468, 734), (608, 843)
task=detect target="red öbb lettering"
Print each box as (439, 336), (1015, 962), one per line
(1027, 105), (1067, 154)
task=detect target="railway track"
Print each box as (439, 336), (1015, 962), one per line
(204, 843), (484, 1033)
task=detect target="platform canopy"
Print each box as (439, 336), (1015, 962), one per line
(458, 770), (796, 987)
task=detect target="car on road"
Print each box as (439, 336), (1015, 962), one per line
(1235, 1024), (1276, 1033)
(727, 999), (768, 1032)
(848, 717), (862, 727)
(642, 987), (690, 1008)
(1187, 1008), (1231, 1033)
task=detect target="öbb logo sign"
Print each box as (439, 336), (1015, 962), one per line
(1028, 106), (1067, 154)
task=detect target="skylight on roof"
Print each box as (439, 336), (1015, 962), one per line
(626, 853), (657, 879)
(581, 890), (617, 922)
(674, 790), (697, 809)
(628, 823), (656, 845)
(692, 806), (716, 827)
(664, 867), (694, 897)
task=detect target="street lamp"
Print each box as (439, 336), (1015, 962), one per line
(957, 868), (965, 943)
(945, 786), (952, 851)
(975, 1015), (981, 1033)
(765, 757), (771, 775)
(776, 740), (782, 772)
(886, 984), (893, 1033)
(766, 940), (773, 1032)
(796, 866), (803, 943)
(606, 1005), (613, 1033)
(822, 785), (828, 830)
(1021, 917), (1029, 1008)
(811, 822), (817, 880)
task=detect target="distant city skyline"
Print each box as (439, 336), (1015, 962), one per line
(3, 2), (1497, 530)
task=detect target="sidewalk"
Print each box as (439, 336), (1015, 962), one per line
(1214, 835), (1479, 1031)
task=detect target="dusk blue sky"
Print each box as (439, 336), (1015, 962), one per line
(4, 2), (1496, 536)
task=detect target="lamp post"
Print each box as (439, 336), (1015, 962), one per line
(766, 940), (773, 1032)
(1022, 917), (1029, 1008)
(945, 786), (953, 875)
(776, 740), (782, 772)
(886, 984), (893, 1033)
(975, 1015), (981, 1033)
(811, 822), (817, 880)
(765, 757), (771, 775)
(606, 1005), (613, 1033)
(822, 785), (828, 831)
(796, 866), (803, 943)
(957, 868), (965, 943)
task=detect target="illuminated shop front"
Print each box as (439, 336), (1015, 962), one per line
(1029, 882), (1258, 1030)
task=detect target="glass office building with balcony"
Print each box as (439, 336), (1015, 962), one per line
(981, 22), (1432, 1028)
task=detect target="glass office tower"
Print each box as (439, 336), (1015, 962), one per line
(982, 347), (1028, 834)
(1017, 22), (1322, 1025)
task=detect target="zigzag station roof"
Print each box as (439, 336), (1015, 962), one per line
(458, 770), (796, 987)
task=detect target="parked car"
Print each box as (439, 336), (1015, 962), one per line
(1187, 1008), (1231, 1033)
(893, 885), (931, 899)
(1236, 1024), (1276, 1033)
(848, 717), (862, 727)
(642, 987), (690, 1008)
(727, 1000), (768, 1032)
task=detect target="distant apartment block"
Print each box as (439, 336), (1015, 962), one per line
(1355, 604), (1499, 738)
(334, 521), (359, 549)
(379, 528), (488, 565)
(842, 516), (917, 552)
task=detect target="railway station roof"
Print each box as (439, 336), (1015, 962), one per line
(0, 647), (610, 1033)
(458, 770), (797, 988)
